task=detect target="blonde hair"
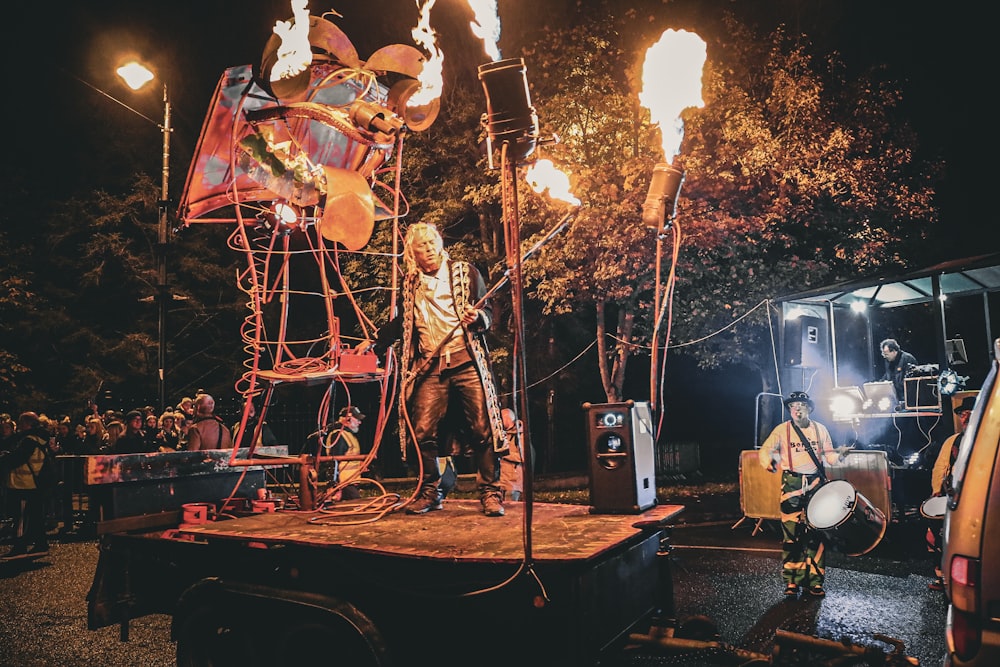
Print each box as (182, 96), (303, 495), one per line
(105, 420), (124, 445)
(402, 222), (447, 275)
(85, 416), (106, 435)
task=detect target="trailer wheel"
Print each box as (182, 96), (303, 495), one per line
(175, 592), (389, 667)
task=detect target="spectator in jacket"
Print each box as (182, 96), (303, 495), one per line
(82, 416), (109, 454)
(105, 420), (125, 451)
(232, 398), (277, 450)
(154, 411), (181, 451)
(113, 410), (153, 454)
(0, 412), (55, 560)
(322, 406), (366, 501)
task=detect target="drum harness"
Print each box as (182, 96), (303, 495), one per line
(788, 422), (828, 481)
(789, 422), (828, 522)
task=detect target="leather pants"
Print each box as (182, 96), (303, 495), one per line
(407, 358), (500, 494)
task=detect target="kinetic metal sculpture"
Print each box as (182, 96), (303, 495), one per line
(177, 10), (440, 505)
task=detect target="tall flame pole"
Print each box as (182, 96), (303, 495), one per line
(642, 162), (684, 412)
(479, 56), (540, 562)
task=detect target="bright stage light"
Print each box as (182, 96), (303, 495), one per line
(938, 369), (969, 397)
(258, 201), (302, 235)
(828, 387), (864, 419)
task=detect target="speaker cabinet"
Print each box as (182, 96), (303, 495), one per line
(904, 376), (940, 410)
(783, 315), (826, 367)
(583, 401), (657, 514)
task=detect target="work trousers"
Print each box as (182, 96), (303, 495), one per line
(6, 487), (49, 550)
(779, 471), (826, 588)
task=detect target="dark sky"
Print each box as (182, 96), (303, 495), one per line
(8, 0), (991, 257)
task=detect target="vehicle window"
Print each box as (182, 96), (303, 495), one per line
(949, 355), (997, 506)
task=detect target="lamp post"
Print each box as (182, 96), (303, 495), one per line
(117, 62), (171, 413)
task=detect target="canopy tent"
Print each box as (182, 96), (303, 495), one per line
(774, 252), (1000, 391)
(775, 252), (1000, 311)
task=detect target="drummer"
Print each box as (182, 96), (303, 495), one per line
(925, 394), (975, 591)
(759, 391), (847, 598)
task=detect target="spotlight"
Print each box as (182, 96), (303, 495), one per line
(862, 381), (898, 413)
(258, 201), (302, 235)
(828, 387), (864, 420)
(938, 369), (969, 397)
(478, 57), (539, 162)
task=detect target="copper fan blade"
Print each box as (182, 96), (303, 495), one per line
(319, 167), (375, 251)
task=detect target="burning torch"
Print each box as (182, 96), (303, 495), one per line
(641, 162), (685, 231)
(640, 29), (707, 413)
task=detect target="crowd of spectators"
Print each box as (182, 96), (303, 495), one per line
(0, 395), (214, 459)
(0, 393), (238, 547)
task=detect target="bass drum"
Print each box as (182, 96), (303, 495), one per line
(920, 495), (949, 519)
(805, 479), (887, 556)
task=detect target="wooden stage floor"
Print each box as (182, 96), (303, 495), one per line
(179, 500), (684, 563)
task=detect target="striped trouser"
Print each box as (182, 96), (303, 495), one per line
(780, 471), (826, 588)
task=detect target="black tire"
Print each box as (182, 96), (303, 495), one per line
(176, 594), (389, 667)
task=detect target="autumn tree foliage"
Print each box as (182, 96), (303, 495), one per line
(516, 19), (662, 402)
(0, 172), (245, 415)
(672, 17), (939, 390)
(515, 13), (940, 402)
(0, 8), (942, 434)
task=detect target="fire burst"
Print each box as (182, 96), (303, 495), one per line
(639, 29), (707, 162)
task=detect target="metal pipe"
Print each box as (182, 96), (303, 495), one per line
(157, 82), (171, 413)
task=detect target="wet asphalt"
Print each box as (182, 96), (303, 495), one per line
(659, 519), (947, 666)
(0, 505), (947, 667)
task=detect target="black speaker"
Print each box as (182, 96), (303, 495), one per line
(904, 376), (941, 410)
(783, 315), (826, 367)
(583, 400), (657, 514)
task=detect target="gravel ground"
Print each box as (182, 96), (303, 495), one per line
(1, 495), (942, 667)
(0, 480), (740, 667)
(0, 539), (175, 667)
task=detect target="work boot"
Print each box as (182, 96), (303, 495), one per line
(406, 486), (444, 515)
(481, 491), (505, 517)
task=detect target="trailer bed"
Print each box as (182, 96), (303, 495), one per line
(177, 500), (684, 562)
(90, 500), (683, 666)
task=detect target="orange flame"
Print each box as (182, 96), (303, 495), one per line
(525, 160), (580, 206)
(270, 0), (312, 83)
(408, 0), (444, 108)
(638, 29), (707, 162)
(466, 0), (501, 62)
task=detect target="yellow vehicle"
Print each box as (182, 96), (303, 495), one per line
(941, 338), (1000, 666)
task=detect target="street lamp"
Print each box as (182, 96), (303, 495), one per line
(117, 61), (171, 413)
